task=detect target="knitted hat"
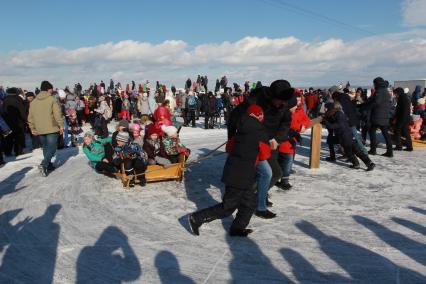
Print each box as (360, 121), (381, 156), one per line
(26, 92), (35, 98)
(84, 131), (94, 139)
(146, 124), (160, 137)
(404, 88), (409, 94)
(270, 80), (294, 101)
(118, 120), (129, 129)
(246, 104), (264, 122)
(162, 125), (178, 137)
(40, 81), (53, 91)
(116, 131), (130, 143)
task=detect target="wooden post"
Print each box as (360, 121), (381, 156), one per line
(309, 123), (322, 169)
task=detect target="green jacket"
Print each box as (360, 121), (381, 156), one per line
(83, 137), (112, 167)
(28, 91), (64, 135)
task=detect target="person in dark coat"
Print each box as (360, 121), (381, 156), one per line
(228, 81), (294, 189)
(322, 101), (375, 171)
(332, 87), (367, 155)
(189, 113), (263, 237)
(393, 87), (413, 151)
(366, 77), (393, 157)
(204, 92), (217, 129)
(2, 88), (27, 156)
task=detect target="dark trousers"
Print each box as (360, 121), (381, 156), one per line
(187, 109), (196, 127)
(192, 185), (257, 231)
(369, 125), (393, 153)
(267, 150), (283, 188)
(327, 129), (336, 159)
(343, 141), (372, 167)
(94, 143), (116, 174)
(204, 113), (215, 129)
(113, 157), (147, 175)
(4, 126), (25, 156)
(394, 123), (413, 149)
(100, 117), (109, 139)
(38, 133), (59, 168)
(182, 109), (188, 125)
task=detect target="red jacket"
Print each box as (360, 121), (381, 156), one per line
(305, 94), (318, 110)
(279, 106), (311, 154)
(226, 138), (271, 165)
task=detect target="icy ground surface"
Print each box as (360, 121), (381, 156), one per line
(0, 120), (425, 283)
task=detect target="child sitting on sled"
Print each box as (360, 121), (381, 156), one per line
(162, 125), (190, 163)
(83, 132), (118, 176)
(143, 124), (171, 166)
(113, 131), (148, 186)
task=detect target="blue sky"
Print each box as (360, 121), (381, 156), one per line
(1, 0), (426, 89)
(1, 0), (405, 51)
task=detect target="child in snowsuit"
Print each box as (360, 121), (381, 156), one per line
(322, 101), (375, 171)
(162, 125), (190, 163)
(143, 124), (171, 166)
(83, 132), (117, 176)
(113, 131), (148, 186)
(188, 106), (265, 237)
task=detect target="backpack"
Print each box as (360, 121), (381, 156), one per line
(187, 96), (196, 109)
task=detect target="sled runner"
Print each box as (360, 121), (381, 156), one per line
(117, 153), (186, 189)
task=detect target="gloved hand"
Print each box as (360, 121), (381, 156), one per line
(289, 129), (302, 144)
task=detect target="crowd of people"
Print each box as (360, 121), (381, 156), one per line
(1, 76), (425, 236)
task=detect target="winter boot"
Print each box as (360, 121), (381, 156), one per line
(403, 147), (413, 152)
(277, 179), (292, 191)
(229, 228), (253, 237)
(188, 214), (202, 236)
(381, 151), (393, 158)
(38, 165), (48, 177)
(266, 197), (273, 208)
(368, 149), (377, 155)
(366, 163), (375, 171)
(255, 210), (277, 219)
(393, 146), (403, 151)
(349, 154), (360, 169)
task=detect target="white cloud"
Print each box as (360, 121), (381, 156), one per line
(402, 0), (426, 27)
(1, 32), (426, 90)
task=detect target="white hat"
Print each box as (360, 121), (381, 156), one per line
(161, 125), (178, 137)
(404, 88), (409, 94)
(58, 89), (66, 99)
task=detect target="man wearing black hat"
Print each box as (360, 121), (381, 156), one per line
(226, 80), (296, 202)
(28, 81), (64, 176)
(2, 87), (27, 156)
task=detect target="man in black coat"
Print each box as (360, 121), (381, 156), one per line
(393, 87), (413, 151)
(189, 113), (263, 237)
(366, 77), (393, 157)
(227, 81), (294, 189)
(2, 88), (27, 156)
(332, 88), (367, 155)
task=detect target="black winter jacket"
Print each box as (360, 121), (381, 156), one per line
(395, 93), (411, 126)
(334, 92), (359, 127)
(222, 115), (262, 189)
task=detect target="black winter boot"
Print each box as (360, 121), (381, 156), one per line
(229, 228), (253, 237)
(188, 214), (202, 236)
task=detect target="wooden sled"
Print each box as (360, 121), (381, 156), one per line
(145, 153), (186, 183)
(413, 139), (426, 148)
(116, 153), (186, 189)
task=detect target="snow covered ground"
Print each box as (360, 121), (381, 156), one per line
(0, 120), (425, 283)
